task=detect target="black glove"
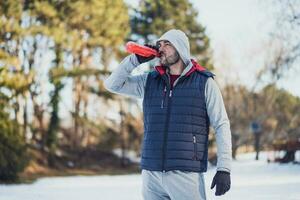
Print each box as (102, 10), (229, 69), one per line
(135, 44), (159, 64)
(210, 171), (231, 196)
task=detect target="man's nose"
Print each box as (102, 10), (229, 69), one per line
(158, 44), (164, 53)
(158, 46), (163, 52)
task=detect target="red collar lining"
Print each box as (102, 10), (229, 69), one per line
(155, 59), (206, 76)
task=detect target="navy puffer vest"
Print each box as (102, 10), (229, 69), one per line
(141, 68), (213, 172)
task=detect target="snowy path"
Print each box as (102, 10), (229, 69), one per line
(1, 153), (300, 200)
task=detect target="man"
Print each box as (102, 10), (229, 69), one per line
(104, 29), (232, 200)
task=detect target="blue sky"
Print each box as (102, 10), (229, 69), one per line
(192, 0), (300, 96)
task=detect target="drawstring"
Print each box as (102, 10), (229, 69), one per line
(161, 85), (167, 109)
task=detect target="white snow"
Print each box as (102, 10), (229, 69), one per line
(113, 148), (141, 163)
(0, 152), (300, 200)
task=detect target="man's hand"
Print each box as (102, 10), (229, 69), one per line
(135, 44), (158, 64)
(210, 171), (231, 196)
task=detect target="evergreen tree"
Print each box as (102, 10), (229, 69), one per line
(0, 92), (28, 182)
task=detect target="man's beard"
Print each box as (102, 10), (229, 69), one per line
(160, 51), (180, 68)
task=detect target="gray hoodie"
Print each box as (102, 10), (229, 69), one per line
(104, 29), (232, 173)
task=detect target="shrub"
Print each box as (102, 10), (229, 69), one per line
(0, 108), (28, 182)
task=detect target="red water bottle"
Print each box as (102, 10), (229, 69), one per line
(125, 41), (160, 57)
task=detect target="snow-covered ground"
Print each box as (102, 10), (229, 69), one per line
(0, 152), (300, 200)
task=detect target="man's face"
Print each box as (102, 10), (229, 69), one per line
(157, 40), (180, 67)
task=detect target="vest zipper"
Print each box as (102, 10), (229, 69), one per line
(162, 74), (172, 171)
(161, 86), (167, 109)
(193, 135), (198, 160)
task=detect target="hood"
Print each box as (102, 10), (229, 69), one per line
(156, 29), (191, 66)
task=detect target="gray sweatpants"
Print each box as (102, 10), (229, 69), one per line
(142, 169), (206, 200)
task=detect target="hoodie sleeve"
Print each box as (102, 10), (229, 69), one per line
(205, 77), (232, 173)
(104, 54), (148, 99)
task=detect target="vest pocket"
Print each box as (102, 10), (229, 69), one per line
(192, 135), (198, 160)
